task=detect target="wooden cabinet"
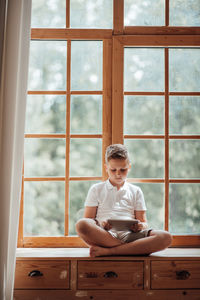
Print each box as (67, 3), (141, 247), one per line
(15, 260), (70, 290)
(151, 260), (200, 289)
(14, 248), (200, 300)
(78, 261), (143, 289)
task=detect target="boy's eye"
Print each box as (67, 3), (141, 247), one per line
(110, 168), (127, 172)
(121, 169), (127, 172)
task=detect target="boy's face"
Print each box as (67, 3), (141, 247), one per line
(105, 158), (131, 188)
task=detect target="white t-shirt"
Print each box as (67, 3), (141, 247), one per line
(84, 179), (147, 224)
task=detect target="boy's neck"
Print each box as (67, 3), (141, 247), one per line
(109, 179), (126, 190)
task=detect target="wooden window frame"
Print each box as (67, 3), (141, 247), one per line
(18, 0), (200, 248)
(18, 34), (112, 248)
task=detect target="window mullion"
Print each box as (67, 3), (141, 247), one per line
(65, 40), (71, 236)
(113, 0), (124, 35)
(102, 39), (112, 180)
(112, 37), (124, 144)
(165, 48), (169, 231)
(66, 0), (70, 28)
(165, 0), (169, 26)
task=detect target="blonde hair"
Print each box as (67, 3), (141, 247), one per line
(105, 144), (130, 164)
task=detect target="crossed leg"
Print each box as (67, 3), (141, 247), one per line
(89, 230), (172, 257)
(76, 218), (172, 257)
(76, 218), (122, 248)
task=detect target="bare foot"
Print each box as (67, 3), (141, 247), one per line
(90, 246), (110, 257)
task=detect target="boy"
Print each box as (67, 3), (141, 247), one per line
(76, 144), (172, 257)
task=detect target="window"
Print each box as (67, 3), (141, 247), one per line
(18, 0), (200, 247)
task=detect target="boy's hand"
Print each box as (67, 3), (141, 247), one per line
(130, 220), (147, 232)
(101, 220), (112, 231)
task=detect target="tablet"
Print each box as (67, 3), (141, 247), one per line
(107, 219), (138, 231)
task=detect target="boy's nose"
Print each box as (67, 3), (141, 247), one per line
(116, 170), (121, 176)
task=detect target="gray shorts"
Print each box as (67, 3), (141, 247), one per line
(108, 228), (153, 243)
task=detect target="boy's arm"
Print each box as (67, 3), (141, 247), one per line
(84, 206), (101, 226)
(83, 206), (111, 230)
(132, 210), (148, 232)
(84, 206), (98, 219)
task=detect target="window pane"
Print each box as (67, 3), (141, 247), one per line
(71, 41), (102, 91)
(169, 184), (200, 234)
(24, 139), (65, 177)
(169, 96), (200, 135)
(136, 183), (164, 230)
(28, 41), (67, 90)
(124, 0), (165, 26)
(69, 181), (100, 235)
(170, 140), (200, 178)
(124, 96), (164, 135)
(24, 181), (65, 236)
(70, 95), (102, 134)
(31, 0), (66, 28)
(70, 0), (113, 28)
(70, 139), (102, 176)
(124, 48), (164, 92)
(170, 0), (200, 26)
(169, 49), (200, 92)
(25, 95), (66, 134)
(125, 139), (164, 178)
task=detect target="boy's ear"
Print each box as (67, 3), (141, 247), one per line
(128, 163), (131, 170)
(104, 163), (108, 172)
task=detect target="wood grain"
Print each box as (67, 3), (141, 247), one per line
(78, 261), (143, 289)
(112, 37), (124, 144)
(164, 48), (169, 231)
(23, 237), (88, 248)
(31, 28), (112, 40)
(113, 0), (124, 35)
(116, 35), (200, 46)
(15, 260), (70, 289)
(102, 39), (112, 179)
(13, 289), (200, 300)
(151, 260), (200, 289)
(124, 26), (200, 35)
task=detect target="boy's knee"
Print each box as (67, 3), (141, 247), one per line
(165, 232), (173, 247)
(75, 218), (93, 235)
(159, 231), (172, 248)
(75, 218), (87, 235)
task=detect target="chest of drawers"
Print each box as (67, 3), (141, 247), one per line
(151, 260), (200, 289)
(14, 248), (200, 300)
(78, 260), (143, 289)
(15, 260), (70, 290)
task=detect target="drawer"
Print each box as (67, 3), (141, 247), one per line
(15, 260), (70, 289)
(151, 260), (200, 289)
(14, 290), (70, 300)
(78, 261), (143, 290)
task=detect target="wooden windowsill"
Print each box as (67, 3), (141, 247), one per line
(16, 248), (200, 261)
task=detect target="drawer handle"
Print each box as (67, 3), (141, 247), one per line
(176, 270), (190, 280)
(103, 271), (118, 278)
(28, 270), (43, 277)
